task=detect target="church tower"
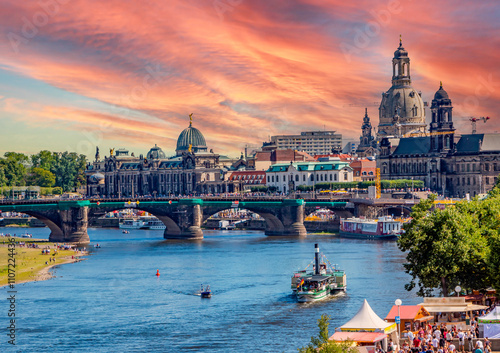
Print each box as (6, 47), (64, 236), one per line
(430, 82), (454, 153)
(357, 108), (374, 155)
(377, 38), (426, 139)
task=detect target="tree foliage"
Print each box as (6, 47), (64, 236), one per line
(399, 183), (500, 296)
(0, 150), (87, 192)
(298, 314), (357, 353)
(27, 167), (56, 187)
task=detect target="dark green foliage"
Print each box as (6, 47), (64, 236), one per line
(399, 181), (500, 295)
(0, 150), (87, 192)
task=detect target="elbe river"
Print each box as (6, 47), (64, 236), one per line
(1, 227), (419, 352)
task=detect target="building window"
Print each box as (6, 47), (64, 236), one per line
(267, 176), (270, 183)
(303, 175), (305, 182)
(344, 173), (348, 181)
(334, 174), (337, 181)
(283, 175), (286, 182)
(486, 177), (490, 185)
(295, 175), (299, 182)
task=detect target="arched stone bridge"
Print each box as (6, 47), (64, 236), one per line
(0, 197), (417, 243)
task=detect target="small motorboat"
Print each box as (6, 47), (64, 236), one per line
(200, 284), (211, 298)
(122, 230), (130, 234)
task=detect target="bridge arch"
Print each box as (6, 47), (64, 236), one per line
(201, 206), (286, 236)
(88, 207), (182, 238)
(18, 211), (64, 239)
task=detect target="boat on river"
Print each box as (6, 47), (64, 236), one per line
(200, 284), (212, 298)
(119, 218), (146, 229)
(291, 244), (346, 302)
(339, 216), (403, 240)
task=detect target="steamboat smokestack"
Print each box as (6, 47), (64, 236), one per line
(315, 244), (320, 275)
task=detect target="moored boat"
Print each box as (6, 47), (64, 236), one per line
(119, 218), (146, 229)
(339, 216), (403, 240)
(292, 244), (346, 302)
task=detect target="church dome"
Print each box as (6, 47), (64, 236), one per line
(434, 82), (449, 100)
(176, 123), (207, 152)
(147, 144), (166, 159)
(394, 43), (408, 58)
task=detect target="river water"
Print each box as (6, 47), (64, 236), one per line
(1, 227), (419, 352)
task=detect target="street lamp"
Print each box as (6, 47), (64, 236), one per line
(455, 285), (461, 297)
(395, 298), (402, 350)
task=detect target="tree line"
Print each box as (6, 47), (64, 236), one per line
(0, 151), (87, 192)
(398, 179), (500, 295)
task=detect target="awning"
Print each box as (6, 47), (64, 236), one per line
(415, 315), (434, 322)
(422, 305), (488, 313)
(330, 331), (387, 343)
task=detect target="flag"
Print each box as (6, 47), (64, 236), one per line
(297, 279), (304, 288)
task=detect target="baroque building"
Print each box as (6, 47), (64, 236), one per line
(379, 83), (500, 197)
(377, 39), (426, 139)
(86, 117), (236, 197)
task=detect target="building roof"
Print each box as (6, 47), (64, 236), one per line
(267, 161), (351, 173)
(146, 144), (166, 160)
(455, 134), (500, 154)
(330, 331), (387, 343)
(176, 123), (206, 151)
(392, 137), (430, 155)
(385, 305), (425, 320)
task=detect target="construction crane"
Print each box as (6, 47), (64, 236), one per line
(469, 117), (490, 134)
(375, 168), (381, 199)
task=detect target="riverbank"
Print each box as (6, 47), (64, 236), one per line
(0, 237), (88, 287)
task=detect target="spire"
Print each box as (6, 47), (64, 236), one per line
(365, 107), (368, 116)
(399, 34), (402, 46)
(440, 81), (443, 88)
(189, 113), (193, 126)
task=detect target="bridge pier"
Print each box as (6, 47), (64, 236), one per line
(163, 201), (203, 240)
(51, 206), (90, 243)
(264, 200), (307, 237)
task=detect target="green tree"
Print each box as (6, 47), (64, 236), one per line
(298, 314), (357, 353)
(52, 186), (63, 195)
(398, 195), (490, 296)
(51, 152), (87, 191)
(27, 167), (56, 187)
(31, 150), (56, 171)
(1, 152), (29, 186)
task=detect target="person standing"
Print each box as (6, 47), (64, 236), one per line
(466, 331), (473, 353)
(457, 329), (465, 353)
(483, 338), (490, 353)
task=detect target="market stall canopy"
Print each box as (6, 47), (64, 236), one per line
(419, 297), (488, 313)
(330, 331), (387, 343)
(339, 299), (396, 333)
(478, 306), (500, 324)
(385, 305), (433, 322)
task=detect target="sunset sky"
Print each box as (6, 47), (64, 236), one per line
(0, 0), (499, 159)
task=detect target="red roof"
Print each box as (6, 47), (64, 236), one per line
(330, 332), (386, 343)
(385, 305), (423, 320)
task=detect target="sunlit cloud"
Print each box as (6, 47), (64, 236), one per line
(0, 0), (499, 157)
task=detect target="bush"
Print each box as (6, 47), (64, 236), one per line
(52, 187), (63, 195)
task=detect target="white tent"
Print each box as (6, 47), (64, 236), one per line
(478, 306), (500, 338)
(340, 299), (396, 333)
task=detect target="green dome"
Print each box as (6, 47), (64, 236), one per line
(176, 123), (207, 152)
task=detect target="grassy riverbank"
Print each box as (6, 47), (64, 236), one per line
(0, 237), (87, 287)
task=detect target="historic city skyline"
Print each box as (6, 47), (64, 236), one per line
(0, 0), (499, 158)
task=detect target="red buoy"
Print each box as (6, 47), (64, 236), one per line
(156, 269), (160, 276)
